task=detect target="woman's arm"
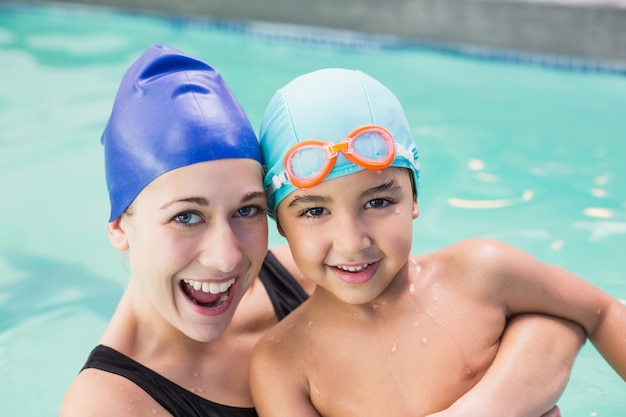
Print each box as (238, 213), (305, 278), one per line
(427, 314), (585, 417)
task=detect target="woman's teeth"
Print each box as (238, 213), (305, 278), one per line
(336, 263), (371, 272)
(183, 278), (235, 294)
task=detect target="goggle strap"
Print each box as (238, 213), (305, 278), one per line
(395, 143), (420, 170)
(270, 171), (290, 195)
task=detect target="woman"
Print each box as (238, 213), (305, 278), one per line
(60, 45), (583, 417)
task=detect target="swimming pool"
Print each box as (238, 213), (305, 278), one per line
(0, 3), (624, 416)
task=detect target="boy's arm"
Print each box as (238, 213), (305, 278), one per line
(426, 314), (585, 417)
(250, 335), (322, 417)
(476, 238), (626, 380)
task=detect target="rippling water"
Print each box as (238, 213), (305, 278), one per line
(0, 3), (624, 416)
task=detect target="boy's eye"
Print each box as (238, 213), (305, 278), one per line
(365, 198), (390, 209)
(174, 212), (203, 225)
(302, 207), (326, 217)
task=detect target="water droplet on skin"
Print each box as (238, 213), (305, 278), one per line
(196, 388), (204, 393)
(409, 284), (415, 294)
(391, 341), (398, 352)
(152, 409), (158, 414)
(308, 321), (315, 328)
(422, 337), (428, 344)
(193, 372), (198, 377)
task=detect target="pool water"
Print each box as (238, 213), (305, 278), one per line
(1, 3), (625, 416)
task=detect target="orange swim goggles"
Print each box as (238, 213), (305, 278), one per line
(283, 124), (396, 189)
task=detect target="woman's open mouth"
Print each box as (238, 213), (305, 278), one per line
(181, 278), (235, 309)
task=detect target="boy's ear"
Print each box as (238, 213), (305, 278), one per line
(412, 198), (420, 219)
(107, 217), (129, 251)
(276, 222), (286, 237)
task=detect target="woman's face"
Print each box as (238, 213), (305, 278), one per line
(108, 159), (268, 342)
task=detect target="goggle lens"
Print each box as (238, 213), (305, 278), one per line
(289, 145), (328, 180)
(351, 129), (393, 163)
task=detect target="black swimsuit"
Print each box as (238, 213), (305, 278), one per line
(80, 251), (308, 417)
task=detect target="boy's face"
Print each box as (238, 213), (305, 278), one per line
(276, 167), (419, 305)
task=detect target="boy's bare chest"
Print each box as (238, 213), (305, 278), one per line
(305, 303), (503, 417)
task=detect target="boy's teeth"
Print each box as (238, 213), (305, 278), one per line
(337, 263), (370, 272)
(183, 278), (235, 294)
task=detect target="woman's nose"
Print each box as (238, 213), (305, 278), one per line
(198, 219), (242, 273)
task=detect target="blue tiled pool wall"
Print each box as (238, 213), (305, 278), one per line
(4, 0), (626, 76)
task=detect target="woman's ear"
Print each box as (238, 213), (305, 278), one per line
(412, 198), (420, 219)
(107, 217), (129, 251)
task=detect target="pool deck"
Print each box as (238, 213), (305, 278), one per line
(10, 0), (626, 63)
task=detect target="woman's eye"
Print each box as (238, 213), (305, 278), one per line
(365, 198), (390, 209)
(236, 205), (261, 218)
(174, 212), (203, 225)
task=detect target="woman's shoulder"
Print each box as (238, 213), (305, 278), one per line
(60, 366), (163, 417)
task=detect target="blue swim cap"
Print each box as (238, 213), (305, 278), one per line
(102, 44), (261, 221)
(260, 68), (420, 218)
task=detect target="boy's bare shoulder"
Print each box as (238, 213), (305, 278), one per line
(420, 237), (506, 265)
(415, 237), (519, 287)
(254, 300), (312, 353)
(61, 368), (162, 417)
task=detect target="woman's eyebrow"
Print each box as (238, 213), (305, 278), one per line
(160, 197), (209, 210)
(241, 191), (267, 203)
(160, 191), (265, 210)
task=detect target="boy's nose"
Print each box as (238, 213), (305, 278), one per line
(332, 213), (371, 254)
(198, 220), (242, 273)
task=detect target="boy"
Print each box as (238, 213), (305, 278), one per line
(250, 68), (626, 417)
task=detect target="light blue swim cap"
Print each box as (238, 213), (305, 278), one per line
(260, 68), (420, 219)
(102, 44), (261, 221)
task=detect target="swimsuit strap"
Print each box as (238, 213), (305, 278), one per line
(81, 345), (258, 417)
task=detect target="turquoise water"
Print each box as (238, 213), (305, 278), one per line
(1, 3), (625, 416)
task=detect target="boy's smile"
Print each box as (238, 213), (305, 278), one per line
(330, 260), (381, 285)
(277, 167), (419, 306)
